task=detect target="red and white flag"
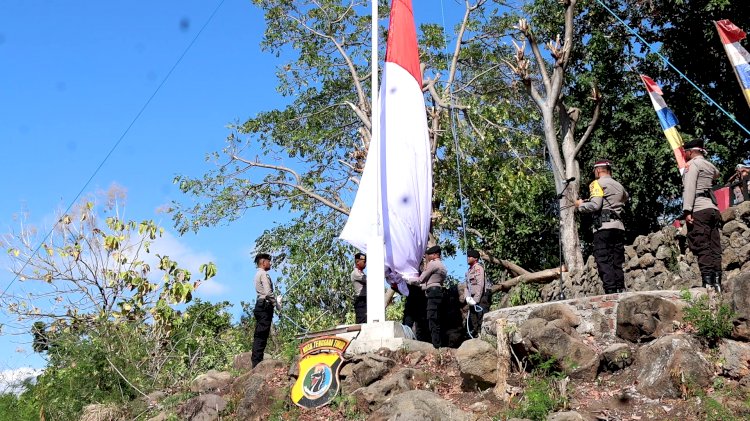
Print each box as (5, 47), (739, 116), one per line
(340, 0), (432, 287)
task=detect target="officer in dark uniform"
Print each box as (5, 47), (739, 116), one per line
(575, 160), (629, 294)
(681, 139), (722, 291)
(464, 249), (487, 337)
(251, 253), (281, 368)
(408, 245), (447, 348)
(351, 252), (367, 324)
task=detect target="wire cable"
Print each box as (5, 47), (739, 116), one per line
(1, 0), (227, 298)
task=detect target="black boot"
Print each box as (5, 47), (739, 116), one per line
(701, 273), (714, 289)
(712, 272), (722, 293)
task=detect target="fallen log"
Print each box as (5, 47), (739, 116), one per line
(490, 267), (565, 294)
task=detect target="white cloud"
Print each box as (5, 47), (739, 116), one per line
(0, 367), (42, 396)
(194, 279), (228, 296)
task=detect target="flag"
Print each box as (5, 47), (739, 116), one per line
(640, 75), (686, 174)
(715, 19), (750, 109)
(340, 0), (432, 286)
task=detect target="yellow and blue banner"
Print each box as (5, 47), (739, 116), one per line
(640, 75), (686, 174)
(290, 336), (350, 409)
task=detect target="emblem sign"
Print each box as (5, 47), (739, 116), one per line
(290, 335), (350, 408)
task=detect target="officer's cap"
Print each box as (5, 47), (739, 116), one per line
(467, 249), (480, 259)
(736, 163), (749, 171)
(354, 252), (366, 260)
(593, 159), (612, 168)
(683, 138), (705, 151)
(254, 253), (271, 264)
(425, 245), (441, 255)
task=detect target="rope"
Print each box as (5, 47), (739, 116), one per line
(1, 0), (228, 298)
(594, 0), (750, 137)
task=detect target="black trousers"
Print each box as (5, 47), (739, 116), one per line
(426, 287), (443, 349)
(593, 229), (625, 292)
(687, 208), (722, 275)
(251, 300), (274, 368)
(467, 292), (490, 337)
(354, 295), (367, 324)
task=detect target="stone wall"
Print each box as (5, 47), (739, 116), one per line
(540, 201), (750, 300)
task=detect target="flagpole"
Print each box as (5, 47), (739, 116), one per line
(366, 0), (386, 324)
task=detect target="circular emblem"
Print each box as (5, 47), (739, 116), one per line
(302, 363), (333, 400)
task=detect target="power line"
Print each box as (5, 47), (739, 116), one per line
(1, 0), (227, 298)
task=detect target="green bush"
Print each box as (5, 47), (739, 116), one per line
(509, 283), (541, 307)
(0, 390), (39, 421)
(680, 290), (735, 345)
(504, 354), (568, 421)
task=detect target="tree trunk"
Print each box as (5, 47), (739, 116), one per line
(558, 106), (584, 275)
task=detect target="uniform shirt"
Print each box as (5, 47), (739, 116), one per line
(682, 155), (719, 213)
(465, 263), (486, 302)
(578, 175), (628, 232)
(351, 267), (367, 297)
(254, 268), (276, 305)
(412, 258), (447, 290)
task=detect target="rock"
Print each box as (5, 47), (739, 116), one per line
(616, 295), (682, 343)
(190, 370), (232, 394)
(634, 235), (650, 255)
(368, 390), (474, 421)
(468, 400), (489, 412)
(80, 404), (121, 421)
(517, 318), (599, 381)
(655, 245), (673, 261)
(729, 231), (748, 249)
(547, 411), (586, 421)
(638, 253), (656, 268)
(529, 303), (581, 328)
(252, 359), (285, 375)
(146, 412), (168, 421)
(736, 201), (750, 220)
(236, 373), (286, 420)
(649, 231), (666, 253)
(724, 273), (750, 340)
(143, 390), (167, 406)
(402, 338), (441, 354)
(288, 354), (300, 379)
(722, 220), (748, 236)
(177, 394), (226, 421)
(625, 246), (637, 259)
(601, 343), (633, 372)
(718, 339), (750, 379)
(344, 353), (396, 388)
(635, 334), (712, 399)
(233, 352), (253, 372)
(353, 368), (425, 412)
(455, 338), (498, 388)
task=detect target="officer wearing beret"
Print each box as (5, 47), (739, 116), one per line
(351, 252), (367, 323)
(575, 160), (629, 294)
(409, 245), (447, 348)
(251, 253), (281, 368)
(464, 249), (487, 337)
(681, 139), (722, 291)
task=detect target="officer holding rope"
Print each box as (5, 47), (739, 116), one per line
(251, 253), (282, 368)
(464, 249), (487, 338)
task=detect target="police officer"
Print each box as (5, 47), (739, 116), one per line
(251, 253), (281, 368)
(681, 139), (722, 291)
(409, 245), (447, 348)
(351, 252), (367, 324)
(464, 249), (487, 337)
(575, 160), (629, 294)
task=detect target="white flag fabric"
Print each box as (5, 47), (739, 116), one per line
(340, 0), (432, 285)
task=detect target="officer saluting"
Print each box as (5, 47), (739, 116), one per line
(575, 159), (629, 294)
(409, 245), (447, 349)
(681, 139), (722, 291)
(251, 253), (281, 368)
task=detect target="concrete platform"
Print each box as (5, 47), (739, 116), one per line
(341, 321), (417, 355)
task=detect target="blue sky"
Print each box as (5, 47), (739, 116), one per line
(0, 0), (470, 371)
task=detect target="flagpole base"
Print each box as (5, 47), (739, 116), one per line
(343, 321), (418, 354)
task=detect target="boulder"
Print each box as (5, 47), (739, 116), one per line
(547, 411), (587, 421)
(454, 338), (498, 388)
(528, 303), (580, 328)
(724, 272), (750, 340)
(177, 394), (226, 421)
(722, 220), (748, 236)
(638, 253), (656, 268)
(252, 358), (285, 375)
(190, 370), (232, 394)
(601, 343), (633, 372)
(236, 372), (286, 420)
(402, 338), (441, 354)
(368, 390), (474, 421)
(718, 339), (750, 379)
(342, 353), (396, 388)
(233, 352), (253, 372)
(517, 318), (599, 381)
(616, 295), (682, 343)
(635, 334), (712, 399)
(354, 368), (425, 412)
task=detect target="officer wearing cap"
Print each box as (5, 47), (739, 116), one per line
(251, 252), (281, 368)
(464, 249), (487, 337)
(730, 163), (750, 205)
(351, 252), (367, 323)
(408, 245), (447, 348)
(575, 159), (629, 294)
(681, 139), (722, 291)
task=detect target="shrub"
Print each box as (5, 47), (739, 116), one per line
(508, 283), (541, 306)
(680, 290), (735, 345)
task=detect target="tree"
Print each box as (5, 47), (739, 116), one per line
(506, 0), (602, 275)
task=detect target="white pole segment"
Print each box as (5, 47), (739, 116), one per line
(366, 0), (386, 323)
